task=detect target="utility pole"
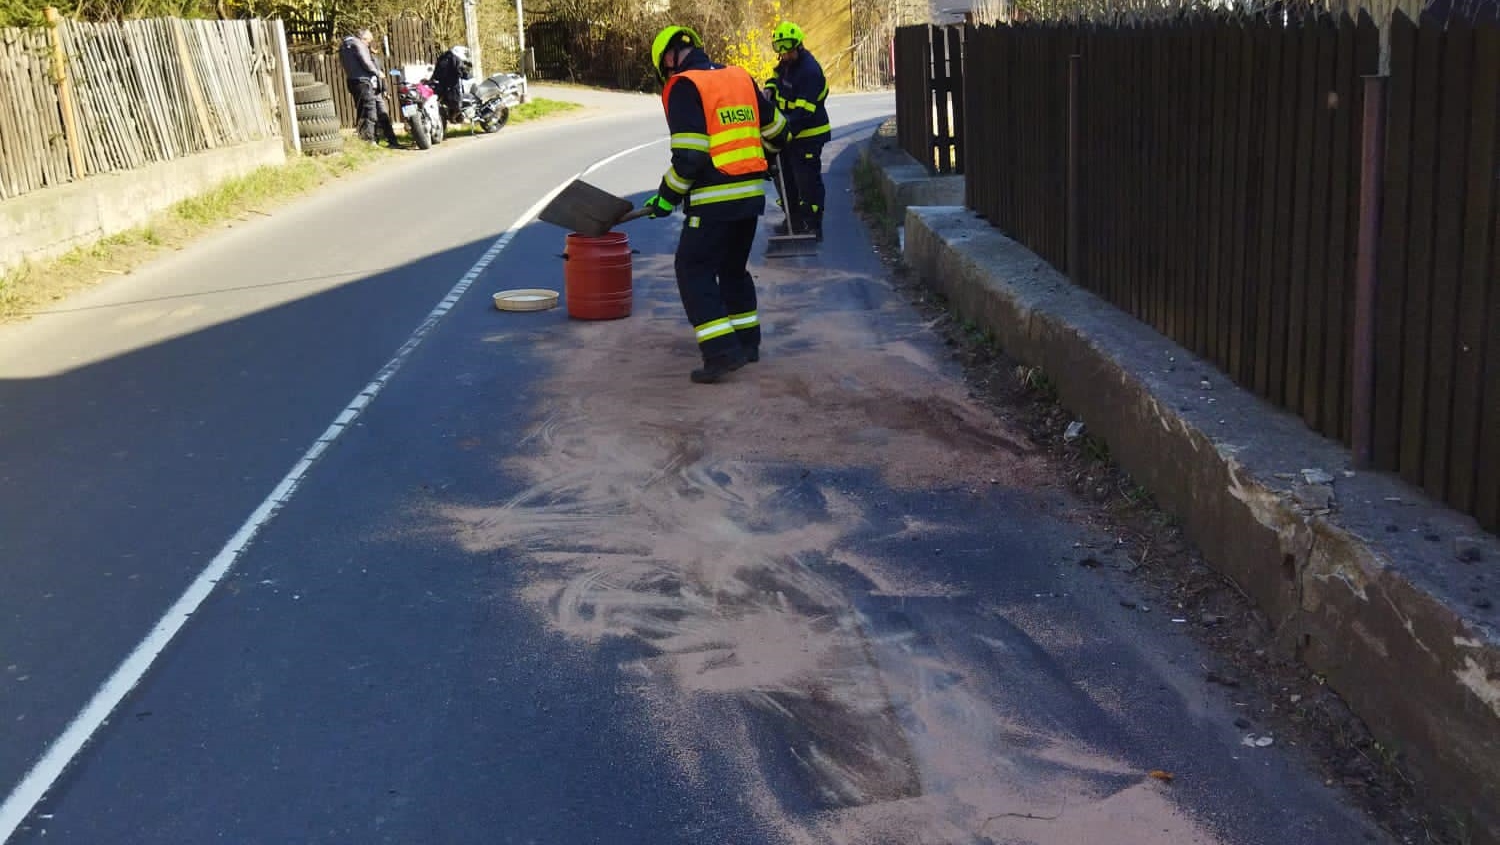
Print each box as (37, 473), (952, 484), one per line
(515, 0), (529, 75)
(463, 0), (482, 76)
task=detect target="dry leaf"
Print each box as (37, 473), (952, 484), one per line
(1149, 770), (1175, 782)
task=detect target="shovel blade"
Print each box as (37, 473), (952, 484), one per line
(764, 233), (820, 259)
(539, 180), (635, 237)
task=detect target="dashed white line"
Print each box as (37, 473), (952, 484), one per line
(0, 136), (662, 843)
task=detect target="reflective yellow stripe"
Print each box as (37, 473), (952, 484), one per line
(761, 109), (787, 139)
(709, 126), (762, 146)
(788, 97), (818, 113)
(689, 179), (766, 205)
(729, 311), (759, 328)
(695, 318), (734, 341)
(664, 167), (691, 193)
(793, 123), (831, 140)
(711, 146), (764, 169)
(671, 132), (710, 150)
(817, 82), (828, 101)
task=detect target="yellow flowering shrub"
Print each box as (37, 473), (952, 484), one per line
(716, 0), (781, 83)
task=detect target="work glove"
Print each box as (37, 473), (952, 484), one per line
(644, 194), (675, 219)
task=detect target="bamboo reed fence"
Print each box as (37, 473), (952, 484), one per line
(0, 12), (283, 201)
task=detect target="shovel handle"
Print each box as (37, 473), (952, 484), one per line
(617, 207), (652, 224)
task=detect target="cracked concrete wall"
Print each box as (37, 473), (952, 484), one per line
(903, 204), (1500, 844)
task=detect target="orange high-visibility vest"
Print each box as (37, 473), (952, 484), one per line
(662, 66), (767, 177)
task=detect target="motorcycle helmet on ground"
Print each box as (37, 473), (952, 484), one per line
(651, 25), (703, 80)
(771, 21), (804, 53)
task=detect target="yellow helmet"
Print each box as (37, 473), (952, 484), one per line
(651, 25), (703, 79)
(771, 21), (804, 52)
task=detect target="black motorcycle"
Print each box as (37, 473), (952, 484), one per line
(439, 71), (526, 134)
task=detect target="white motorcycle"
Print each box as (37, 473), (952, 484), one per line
(390, 66), (443, 150)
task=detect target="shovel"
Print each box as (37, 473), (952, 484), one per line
(764, 154), (819, 259)
(539, 179), (651, 236)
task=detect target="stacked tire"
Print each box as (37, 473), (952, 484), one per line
(292, 71), (343, 156)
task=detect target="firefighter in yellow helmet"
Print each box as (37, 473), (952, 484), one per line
(643, 26), (792, 383)
(764, 21), (830, 240)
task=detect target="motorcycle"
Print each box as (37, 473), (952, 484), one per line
(390, 66), (443, 150)
(443, 71), (526, 134)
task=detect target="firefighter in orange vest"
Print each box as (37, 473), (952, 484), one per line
(643, 26), (792, 384)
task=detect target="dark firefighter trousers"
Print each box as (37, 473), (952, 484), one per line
(675, 215), (760, 361)
(778, 141), (826, 231)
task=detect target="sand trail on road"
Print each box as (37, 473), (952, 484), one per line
(441, 264), (1216, 844)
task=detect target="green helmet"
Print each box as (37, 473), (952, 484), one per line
(771, 21), (804, 52)
(651, 25), (702, 79)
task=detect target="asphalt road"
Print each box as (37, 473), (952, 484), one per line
(0, 87), (1391, 844)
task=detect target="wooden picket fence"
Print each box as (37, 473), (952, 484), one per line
(894, 24), (964, 174)
(0, 27), (72, 199)
(291, 14), (442, 129)
(899, 11), (1500, 532)
(0, 14), (282, 201)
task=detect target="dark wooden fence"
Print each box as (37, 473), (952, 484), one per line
(1375, 14), (1500, 524)
(524, 20), (655, 92)
(894, 24), (964, 173)
(901, 12), (1500, 532)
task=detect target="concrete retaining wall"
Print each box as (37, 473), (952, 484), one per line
(895, 197), (1500, 843)
(865, 121), (964, 220)
(1, 139), (286, 275)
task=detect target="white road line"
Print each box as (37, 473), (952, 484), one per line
(0, 136), (663, 844)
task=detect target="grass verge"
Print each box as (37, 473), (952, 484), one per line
(437, 97), (582, 138)
(0, 98), (583, 321)
(0, 135), (389, 320)
(511, 97), (583, 123)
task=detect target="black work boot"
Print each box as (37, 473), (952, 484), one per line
(744, 346), (759, 363)
(690, 349), (748, 384)
(802, 215), (823, 242)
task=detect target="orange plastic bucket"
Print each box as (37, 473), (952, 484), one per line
(563, 232), (633, 320)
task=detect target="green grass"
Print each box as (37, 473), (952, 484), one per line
(852, 156), (892, 227)
(2, 97), (585, 320)
(0, 134), (390, 320)
(511, 97), (583, 123)
(439, 97), (583, 138)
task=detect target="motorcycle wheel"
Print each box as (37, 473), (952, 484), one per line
(432, 116), (445, 144)
(480, 106), (509, 134)
(411, 116), (432, 150)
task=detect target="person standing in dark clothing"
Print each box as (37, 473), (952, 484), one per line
(644, 25), (791, 384)
(764, 21), (830, 240)
(339, 28), (402, 147)
(431, 45), (472, 121)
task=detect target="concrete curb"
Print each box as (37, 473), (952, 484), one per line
(1, 138), (286, 275)
(865, 132), (1500, 843)
(866, 120), (964, 218)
